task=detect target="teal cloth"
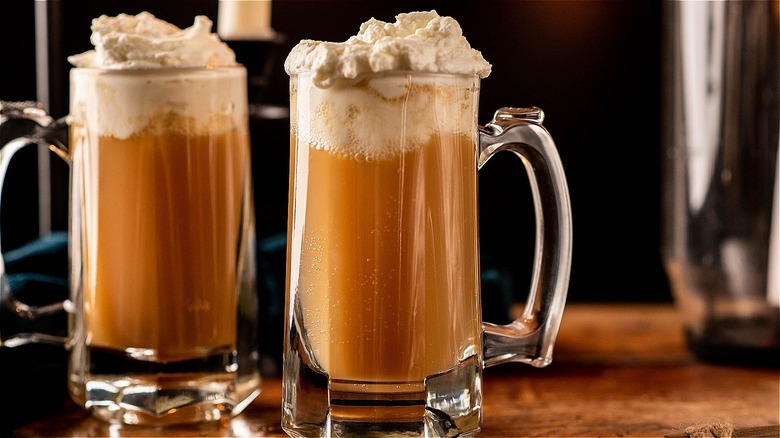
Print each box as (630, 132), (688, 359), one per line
(0, 231), (291, 430)
(0, 232), (69, 431)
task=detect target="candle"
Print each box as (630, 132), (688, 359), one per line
(217, 0), (275, 41)
(769, 147), (779, 306)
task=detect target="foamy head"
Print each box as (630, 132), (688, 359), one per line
(285, 10), (491, 88)
(291, 72), (479, 160)
(70, 67), (247, 139)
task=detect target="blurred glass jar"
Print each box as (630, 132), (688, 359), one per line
(661, 0), (779, 366)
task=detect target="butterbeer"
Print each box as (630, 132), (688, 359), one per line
(287, 73), (482, 382)
(282, 10), (572, 437)
(66, 64), (259, 423)
(283, 11), (495, 436)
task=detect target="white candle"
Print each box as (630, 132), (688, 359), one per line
(768, 134), (779, 306)
(217, 0), (275, 41)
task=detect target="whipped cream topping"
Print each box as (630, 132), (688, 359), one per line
(285, 10), (491, 88)
(68, 12), (236, 69)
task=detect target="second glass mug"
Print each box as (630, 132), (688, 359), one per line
(0, 66), (261, 424)
(283, 72), (573, 437)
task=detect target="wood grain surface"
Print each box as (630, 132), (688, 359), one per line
(13, 304), (780, 437)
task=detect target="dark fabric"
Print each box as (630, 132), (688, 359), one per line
(3, 232), (69, 278)
(0, 232), (69, 430)
(0, 231), (290, 429)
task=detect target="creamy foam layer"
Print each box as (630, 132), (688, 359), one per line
(68, 12), (236, 69)
(292, 73), (478, 159)
(70, 67), (247, 139)
(285, 10), (491, 88)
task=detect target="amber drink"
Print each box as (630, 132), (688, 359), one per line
(67, 67), (259, 424)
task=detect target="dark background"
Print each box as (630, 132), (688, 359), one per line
(0, 0), (671, 304)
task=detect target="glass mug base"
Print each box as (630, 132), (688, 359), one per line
(666, 259), (780, 367)
(685, 315), (780, 367)
(282, 324), (483, 437)
(68, 346), (261, 425)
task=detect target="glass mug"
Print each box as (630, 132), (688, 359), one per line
(0, 66), (261, 424)
(283, 72), (572, 437)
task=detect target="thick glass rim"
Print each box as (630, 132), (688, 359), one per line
(70, 65), (247, 75)
(289, 70), (480, 81)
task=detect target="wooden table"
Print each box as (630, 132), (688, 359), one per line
(14, 304), (780, 437)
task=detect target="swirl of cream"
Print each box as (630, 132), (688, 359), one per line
(284, 10), (491, 88)
(68, 12), (236, 69)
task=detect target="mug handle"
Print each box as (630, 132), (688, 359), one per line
(0, 101), (70, 348)
(479, 107), (572, 368)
